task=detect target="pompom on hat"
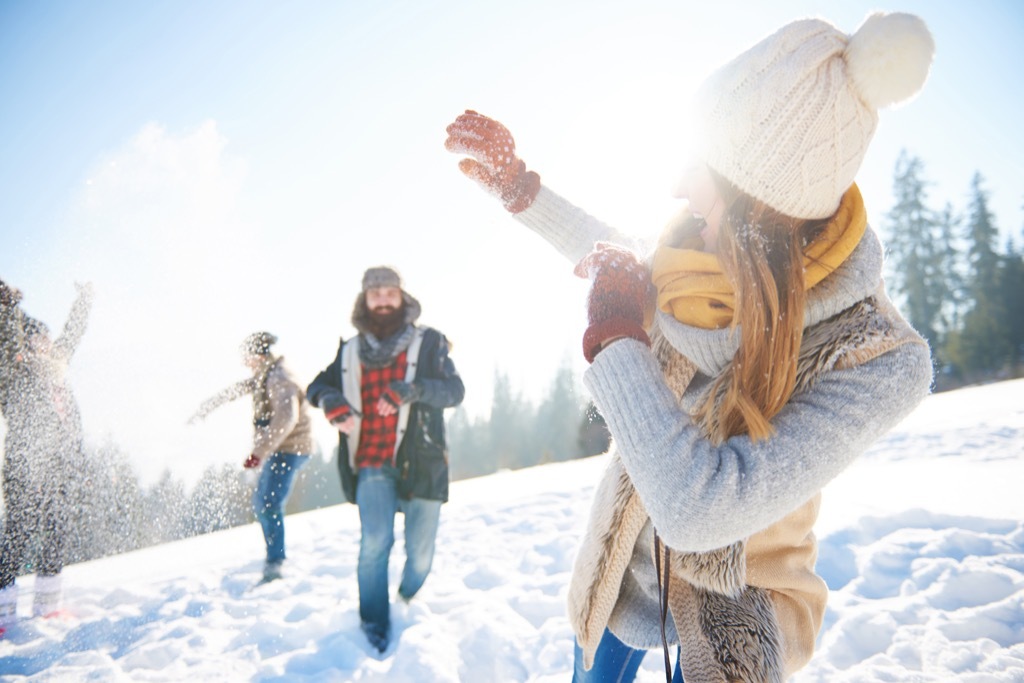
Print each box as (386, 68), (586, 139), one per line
(690, 12), (934, 219)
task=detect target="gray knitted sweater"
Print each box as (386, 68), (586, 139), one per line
(516, 187), (934, 649)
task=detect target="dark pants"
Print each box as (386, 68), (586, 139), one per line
(0, 453), (67, 588)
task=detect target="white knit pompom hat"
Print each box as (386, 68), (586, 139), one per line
(691, 12), (934, 219)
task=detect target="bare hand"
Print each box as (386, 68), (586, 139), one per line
(375, 397), (398, 417)
(334, 415), (357, 434)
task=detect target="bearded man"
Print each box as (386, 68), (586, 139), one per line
(307, 266), (464, 654)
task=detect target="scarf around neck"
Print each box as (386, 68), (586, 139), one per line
(359, 324), (415, 368)
(651, 184), (867, 330)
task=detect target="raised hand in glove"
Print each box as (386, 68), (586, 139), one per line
(243, 454), (261, 469)
(575, 242), (652, 363)
(444, 110), (541, 213)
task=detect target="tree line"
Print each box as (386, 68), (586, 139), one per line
(22, 361), (606, 570)
(883, 151), (1024, 389)
(446, 361), (609, 480)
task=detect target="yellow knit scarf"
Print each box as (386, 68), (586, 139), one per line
(651, 184), (867, 330)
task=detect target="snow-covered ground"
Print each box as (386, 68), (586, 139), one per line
(1, 379), (1022, 682)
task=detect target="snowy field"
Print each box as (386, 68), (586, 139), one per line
(1, 378), (1022, 682)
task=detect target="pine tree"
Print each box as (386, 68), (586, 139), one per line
(489, 369), (533, 470)
(534, 357), (585, 464)
(142, 470), (189, 545)
(929, 202), (966, 385)
(62, 439), (147, 563)
(883, 151), (946, 352)
(999, 233), (1024, 374)
(187, 464), (249, 536)
(447, 406), (495, 480)
(946, 173), (1011, 378)
(965, 173), (1003, 303)
(935, 203), (966, 335)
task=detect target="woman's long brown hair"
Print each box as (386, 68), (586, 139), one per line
(693, 171), (829, 444)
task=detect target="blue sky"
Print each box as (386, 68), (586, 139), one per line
(1, 0), (1022, 484)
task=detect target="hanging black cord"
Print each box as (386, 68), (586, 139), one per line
(655, 532), (673, 683)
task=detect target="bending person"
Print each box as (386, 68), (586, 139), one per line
(189, 331), (313, 583)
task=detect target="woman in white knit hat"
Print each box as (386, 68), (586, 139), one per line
(446, 11), (935, 683)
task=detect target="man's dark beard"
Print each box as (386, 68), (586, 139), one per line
(367, 305), (405, 339)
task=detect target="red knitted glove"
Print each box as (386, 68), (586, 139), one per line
(324, 402), (353, 426)
(575, 242), (652, 363)
(444, 110), (541, 213)
(321, 393), (359, 427)
(243, 454), (261, 469)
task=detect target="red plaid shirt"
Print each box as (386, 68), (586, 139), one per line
(355, 351), (408, 469)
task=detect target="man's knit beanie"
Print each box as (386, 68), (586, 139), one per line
(691, 12), (934, 219)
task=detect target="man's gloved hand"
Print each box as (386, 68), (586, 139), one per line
(575, 242), (653, 363)
(444, 110), (541, 213)
(321, 392), (359, 427)
(380, 381), (423, 410)
(243, 454), (261, 469)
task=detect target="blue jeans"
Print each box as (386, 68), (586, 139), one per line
(252, 452), (309, 563)
(573, 629), (683, 683)
(356, 466), (441, 634)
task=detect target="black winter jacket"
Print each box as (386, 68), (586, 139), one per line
(307, 326), (464, 503)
